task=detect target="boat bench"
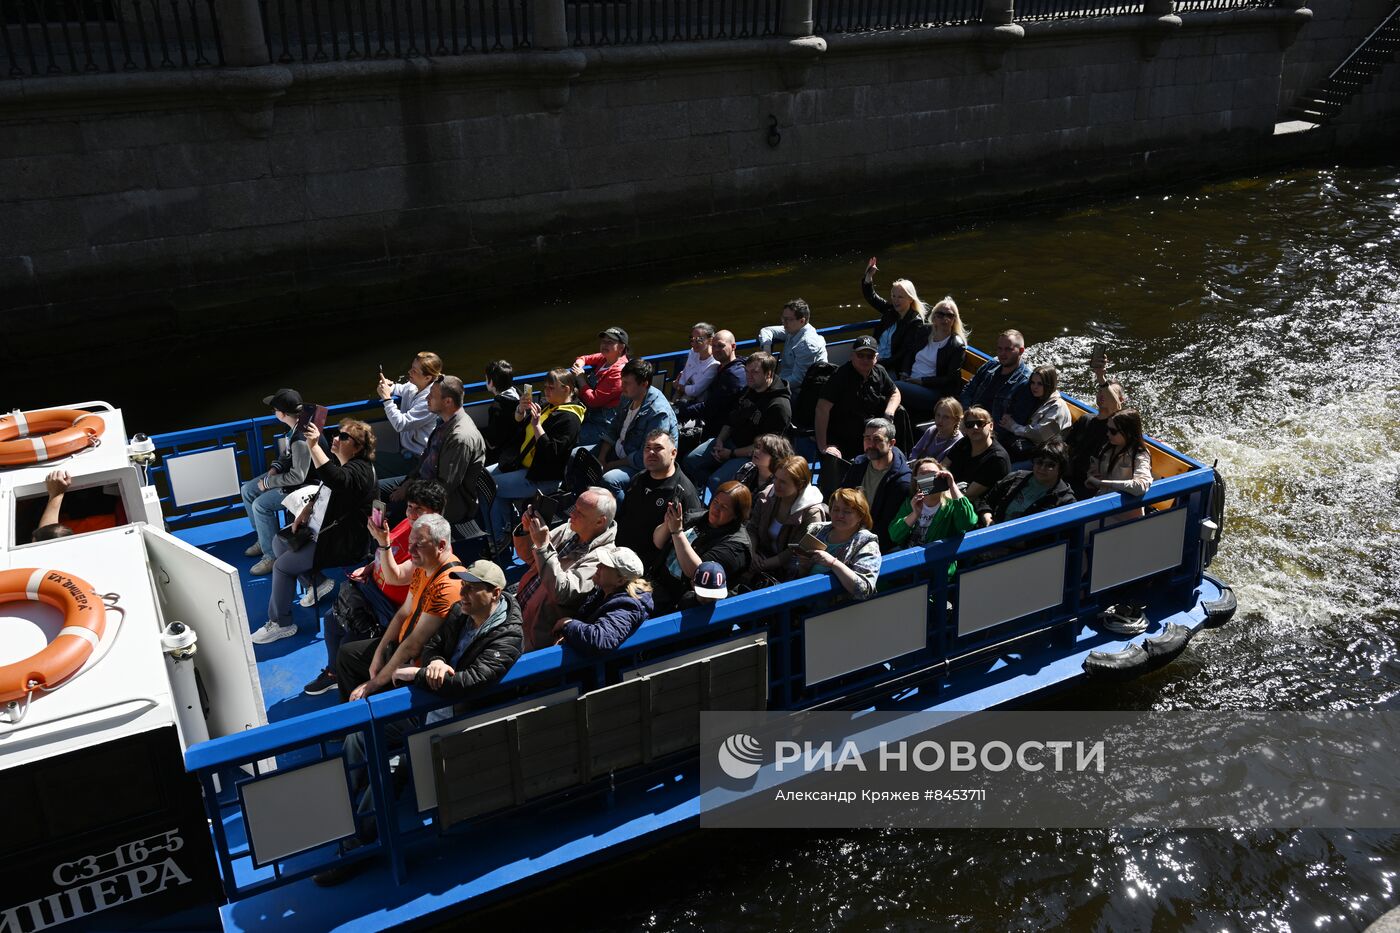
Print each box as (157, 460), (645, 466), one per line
(432, 638), (768, 829)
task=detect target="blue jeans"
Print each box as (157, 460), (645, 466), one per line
(682, 438), (747, 495)
(486, 464), (560, 540)
(578, 410), (610, 447)
(894, 380), (940, 422)
(241, 478), (286, 556)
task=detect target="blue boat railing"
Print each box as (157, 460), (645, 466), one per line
(147, 319), (881, 533)
(182, 464), (1216, 901)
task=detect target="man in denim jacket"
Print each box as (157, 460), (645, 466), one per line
(961, 329), (1034, 453)
(593, 359), (679, 500)
(757, 298), (828, 393)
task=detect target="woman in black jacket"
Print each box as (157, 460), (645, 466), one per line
(486, 368), (586, 540)
(862, 257), (928, 371)
(254, 418), (377, 645)
(975, 439), (1077, 527)
(893, 297), (968, 422)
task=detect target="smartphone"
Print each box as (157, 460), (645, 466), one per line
(521, 383), (533, 401)
(530, 491), (558, 524)
(378, 362), (384, 376)
(1090, 343), (1107, 369)
(370, 499), (386, 529)
(916, 472), (950, 495)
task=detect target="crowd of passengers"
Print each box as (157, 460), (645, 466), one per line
(234, 259), (1157, 715)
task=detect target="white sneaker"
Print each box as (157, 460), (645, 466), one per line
(251, 620), (298, 644)
(298, 577), (336, 608)
(249, 557), (275, 576)
(244, 542), (263, 558)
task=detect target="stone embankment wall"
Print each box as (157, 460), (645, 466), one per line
(0, 0), (1396, 352)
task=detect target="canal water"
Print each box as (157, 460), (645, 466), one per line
(91, 159), (1400, 928)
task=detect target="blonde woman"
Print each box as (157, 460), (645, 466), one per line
(894, 296), (968, 420)
(862, 256), (928, 371)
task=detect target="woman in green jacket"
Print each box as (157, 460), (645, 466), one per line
(888, 457), (978, 577)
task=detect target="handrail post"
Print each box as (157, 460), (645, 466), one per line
(982, 0), (1012, 26)
(212, 0), (269, 65)
(782, 0), (815, 37)
(1143, 0), (1173, 15)
(533, 0), (569, 49)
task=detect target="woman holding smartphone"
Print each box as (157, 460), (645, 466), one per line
(253, 419), (377, 645)
(887, 459), (977, 568)
(486, 368), (586, 540)
(791, 488), (882, 600)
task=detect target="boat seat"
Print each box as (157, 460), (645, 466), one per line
(433, 639), (768, 829)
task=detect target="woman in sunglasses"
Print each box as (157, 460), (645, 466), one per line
(976, 439), (1077, 527)
(1000, 363), (1072, 462)
(939, 405), (1010, 503)
(892, 297), (968, 422)
(1086, 409), (1153, 520)
(253, 419), (378, 645)
(1065, 379), (1126, 498)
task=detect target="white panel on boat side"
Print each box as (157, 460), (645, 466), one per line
(803, 584), (927, 686)
(164, 446), (241, 507)
(409, 687), (578, 812)
(242, 758), (355, 865)
(958, 544), (1067, 637)
(1090, 507), (1188, 593)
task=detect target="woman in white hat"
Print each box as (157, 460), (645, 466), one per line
(552, 546), (654, 655)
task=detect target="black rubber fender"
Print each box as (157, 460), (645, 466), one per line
(1141, 623), (1193, 664)
(1202, 583), (1237, 628)
(1203, 468), (1227, 567)
(1083, 643), (1152, 678)
(1084, 624), (1194, 678)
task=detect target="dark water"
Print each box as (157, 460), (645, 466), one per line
(54, 160), (1400, 928)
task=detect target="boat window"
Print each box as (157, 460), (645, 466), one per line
(14, 482), (129, 545)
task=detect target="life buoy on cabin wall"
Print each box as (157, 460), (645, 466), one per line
(0, 569), (107, 703)
(0, 409), (106, 466)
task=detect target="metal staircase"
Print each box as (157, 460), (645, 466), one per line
(1288, 3), (1400, 127)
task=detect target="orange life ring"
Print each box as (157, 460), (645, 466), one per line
(0, 569), (107, 703)
(0, 409), (106, 466)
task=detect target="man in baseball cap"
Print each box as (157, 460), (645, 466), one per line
(553, 545), (654, 655)
(815, 334), (901, 461)
(242, 387), (312, 574)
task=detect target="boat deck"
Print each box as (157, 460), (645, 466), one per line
(172, 515), (1228, 932)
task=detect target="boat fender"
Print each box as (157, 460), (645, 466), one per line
(1140, 623), (1193, 664)
(1203, 467), (1227, 567)
(1082, 643), (1151, 678)
(1201, 583), (1236, 628)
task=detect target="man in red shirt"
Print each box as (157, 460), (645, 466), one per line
(573, 326), (630, 446)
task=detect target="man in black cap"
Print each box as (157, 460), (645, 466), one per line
(815, 336), (902, 461)
(572, 326), (630, 446)
(241, 389), (313, 575)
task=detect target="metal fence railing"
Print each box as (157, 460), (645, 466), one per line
(1013, 0), (1141, 21)
(813, 0), (981, 34)
(566, 0), (782, 46)
(1, 0), (223, 77)
(1174, 0), (1270, 10)
(257, 0), (530, 62)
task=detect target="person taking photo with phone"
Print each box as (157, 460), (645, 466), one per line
(887, 459), (977, 574)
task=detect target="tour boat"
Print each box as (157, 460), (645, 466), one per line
(0, 320), (1234, 932)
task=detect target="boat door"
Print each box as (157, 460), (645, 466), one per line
(140, 527), (270, 748)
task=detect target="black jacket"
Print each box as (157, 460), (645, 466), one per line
(677, 357), (748, 437)
(840, 447), (913, 553)
(414, 591), (524, 701)
(725, 377), (792, 449)
(864, 279), (925, 369)
(980, 470), (1077, 524)
(892, 327), (967, 402)
(310, 457), (376, 572)
(524, 406), (583, 482)
(484, 394), (522, 463)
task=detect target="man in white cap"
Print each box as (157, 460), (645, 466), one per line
(552, 546), (654, 655)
